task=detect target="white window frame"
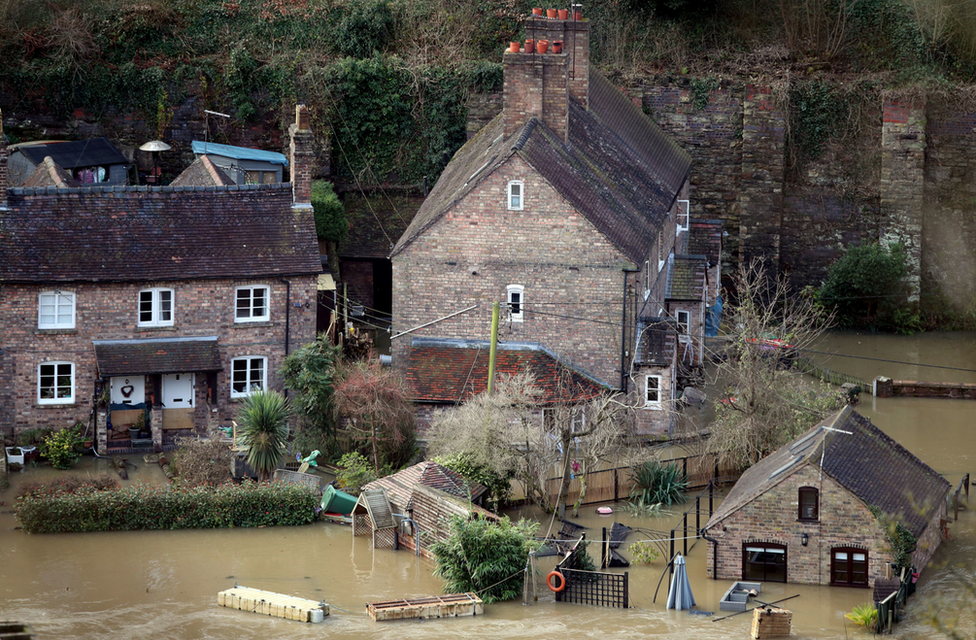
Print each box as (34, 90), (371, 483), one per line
(507, 180), (524, 211)
(138, 287), (174, 327)
(676, 309), (691, 343)
(38, 361), (74, 404)
(506, 284), (524, 322)
(644, 261), (651, 300)
(657, 228), (666, 272)
(38, 290), (76, 329)
(677, 199), (690, 233)
(235, 285), (270, 323)
(231, 356), (267, 398)
(644, 374), (662, 408)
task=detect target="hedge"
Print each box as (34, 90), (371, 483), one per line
(16, 481), (317, 534)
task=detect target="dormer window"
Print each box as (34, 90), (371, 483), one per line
(507, 284), (524, 322)
(508, 181), (524, 210)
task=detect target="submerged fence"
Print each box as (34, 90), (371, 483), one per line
(554, 536), (629, 608)
(795, 356), (871, 391)
(539, 452), (740, 508)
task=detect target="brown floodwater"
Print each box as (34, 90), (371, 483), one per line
(1, 331), (974, 640)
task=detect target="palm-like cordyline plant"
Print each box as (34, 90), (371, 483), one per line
(236, 389), (293, 482)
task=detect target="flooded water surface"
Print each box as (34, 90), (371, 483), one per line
(1, 331), (974, 639)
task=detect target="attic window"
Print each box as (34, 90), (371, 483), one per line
(508, 181), (524, 210)
(798, 487), (819, 521)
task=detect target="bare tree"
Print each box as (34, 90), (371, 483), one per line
(707, 259), (846, 467)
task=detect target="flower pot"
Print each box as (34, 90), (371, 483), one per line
(546, 8), (557, 18)
(558, 8), (568, 19)
(139, 430), (150, 440)
(525, 39), (535, 53)
(537, 39), (549, 54)
(510, 41), (520, 53)
(573, 9), (582, 19)
(532, 7), (543, 15)
(129, 427), (141, 439)
(553, 40), (563, 53)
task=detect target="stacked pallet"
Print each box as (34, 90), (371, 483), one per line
(751, 606), (792, 639)
(366, 593), (484, 621)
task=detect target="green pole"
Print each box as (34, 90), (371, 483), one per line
(487, 301), (499, 395)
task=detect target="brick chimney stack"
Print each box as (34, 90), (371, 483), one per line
(289, 104), (313, 209)
(0, 108), (8, 210)
(503, 17), (590, 141)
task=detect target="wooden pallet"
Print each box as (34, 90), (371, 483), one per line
(366, 593), (484, 621)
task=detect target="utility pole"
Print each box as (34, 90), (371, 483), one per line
(487, 302), (500, 395)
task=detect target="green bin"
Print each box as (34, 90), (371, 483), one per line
(320, 484), (357, 515)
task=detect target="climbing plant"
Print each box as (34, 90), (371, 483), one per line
(870, 505), (918, 570)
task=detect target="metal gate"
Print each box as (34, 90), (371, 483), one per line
(554, 537), (628, 608)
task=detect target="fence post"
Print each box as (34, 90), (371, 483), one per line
(683, 512), (688, 556)
(696, 493), (700, 535)
(709, 481), (714, 517)
(683, 457), (688, 483)
(602, 527), (607, 570)
(623, 571), (629, 608)
(614, 468), (619, 502)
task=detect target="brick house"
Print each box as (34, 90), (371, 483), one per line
(702, 407), (950, 588)
(390, 17), (702, 435)
(0, 107), (321, 452)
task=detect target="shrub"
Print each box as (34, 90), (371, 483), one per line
(17, 475), (117, 499)
(335, 452), (376, 494)
(235, 389), (293, 481)
(335, 0), (396, 59)
(629, 540), (661, 564)
(629, 460), (688, 506)
(430, 515), (541, 603)
(39, 425), (83, 470)
(16, 481), (316, 534)
(170, 437), (233, 487)
(845, 603), (878, 630)
(818, 242), (913, 332)
(434, 452), (512, 511)
(311, 181), (347, 244)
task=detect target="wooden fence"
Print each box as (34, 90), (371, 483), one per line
(540, 453), (740, 508)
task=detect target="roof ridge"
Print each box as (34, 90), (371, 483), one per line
(512, 118), (540, 151)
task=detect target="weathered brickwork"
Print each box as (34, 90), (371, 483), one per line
(704, 464), (945, 587)
(392, 155), (634, 387)
(1, 277), (317, 436)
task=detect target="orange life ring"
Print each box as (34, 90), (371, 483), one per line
(547, 570), (566, 593)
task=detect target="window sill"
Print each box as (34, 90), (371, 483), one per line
(136, 325), (177, 332)
(233, 321), (273, 328)
(36, 328), (77, 335)
(642, 404), (662, 410)
(37, 401), (76, 407)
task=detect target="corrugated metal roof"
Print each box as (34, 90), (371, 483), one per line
(191, 141), (288, 166)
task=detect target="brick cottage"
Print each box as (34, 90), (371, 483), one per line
(0, 107), (321, 451)
(390, 16), (720, 435)
(702, 407), (950, 588)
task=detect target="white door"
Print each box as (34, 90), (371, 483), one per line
(110, 376), (145, 406)
(162, 373), (194, 409)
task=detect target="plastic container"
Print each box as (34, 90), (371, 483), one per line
(320, 484), (358, 515)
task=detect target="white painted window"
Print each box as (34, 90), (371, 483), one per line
(508, 181), (524, 210)
(658, 228), (666, 272)
(676, 310), (690, 342)
(644, 374), (662, 408)
(231, 356), (267, 398)
(677, 199), (690, 233)
(644, 261), (651, 300)
(38, 361), (74, 404)
(235, 285), (270, 322)
(139, 288), (174, 327)
(507, 284), (524, 322)
(38, 290), (76, 329)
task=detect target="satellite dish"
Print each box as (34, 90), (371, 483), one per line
(139, 140), (172, 152)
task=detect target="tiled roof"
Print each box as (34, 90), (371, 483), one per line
(20, 157), (81, 188)
(0, 186), (321, 283)
(391, 68), (691, 265)
(705, 407), (950, 537)
(667, 255), (706, 301)
(687, 219), (723, 266)
(17, 137), (128, 169)
(363, 460), (488, 510)
(93, 336), (222, 376)
(170, 155), (235, 187)
(341, 194), (422, 259)
(406, 338), (607, 404)
(636, 319), (677, 366)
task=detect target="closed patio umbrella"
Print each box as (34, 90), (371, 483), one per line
(666, 554), (696, 610)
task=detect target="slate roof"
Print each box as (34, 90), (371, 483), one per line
(391, 67), (692, 265)
(341, 194), (422, 259)
(0, 186), (321, 283)
(705, 407), (950, 537)
(406, 337), (607, 404)
(363, 460), (488, 510)
(667, 255), (707, 301)
(20, 157), (81, 189)
(92, 336), (222, 376)
(635, 319), (677, 366)
(170, 155), (235, 187)
(18, 137), (128, 169)
(686, 219), (723, 266)
(191, 140), (288, 166)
